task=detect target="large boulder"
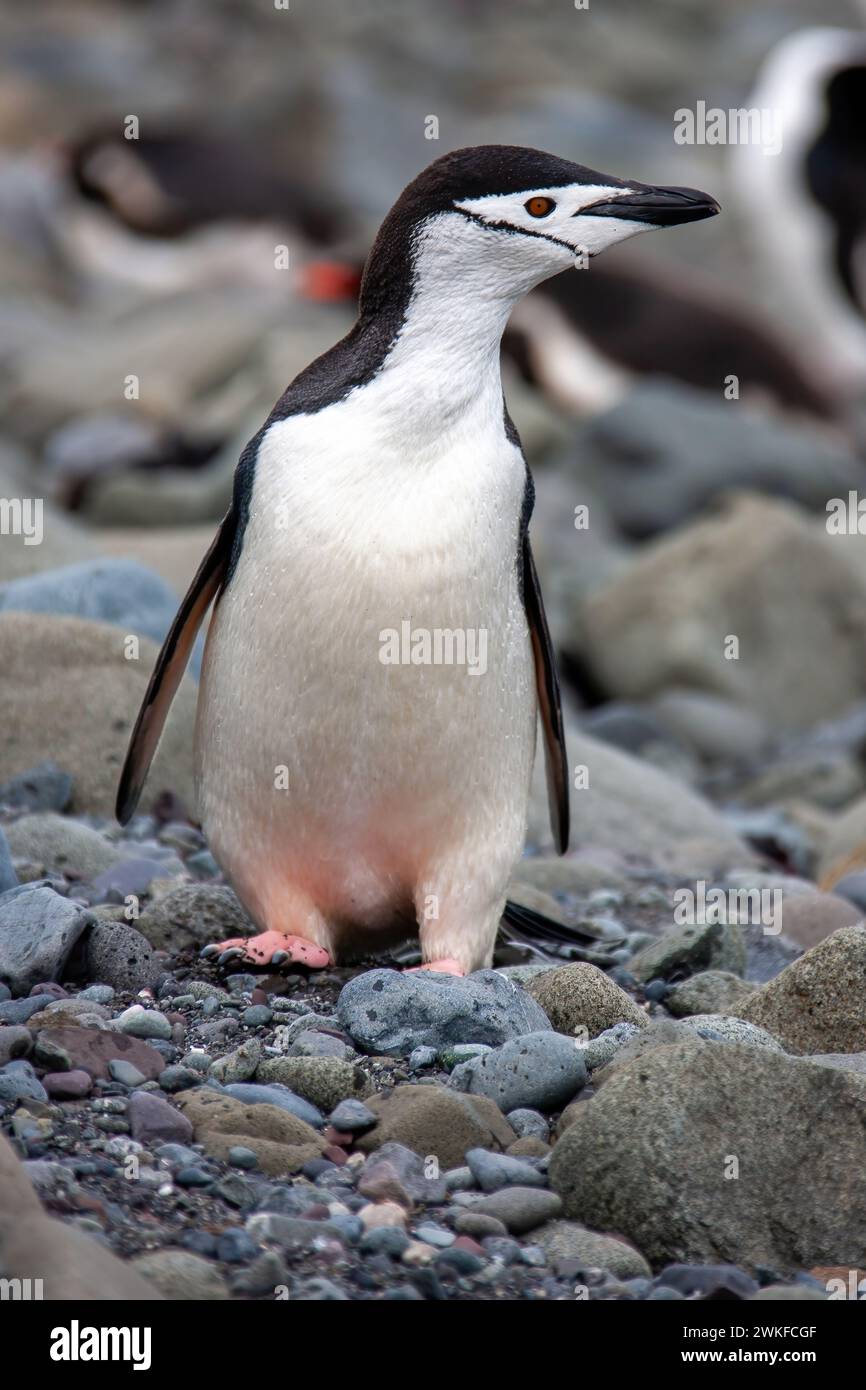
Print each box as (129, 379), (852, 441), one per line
(0, 613), (198, 816)
(736, 925), (866, 1055)
(572, 494), (866, 730)
(549, 1040), (866, 1271)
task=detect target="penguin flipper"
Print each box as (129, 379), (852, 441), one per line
(522, 536), (570, 854)
(115, 511), (234, 824)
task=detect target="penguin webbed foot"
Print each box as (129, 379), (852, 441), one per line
(405, 958), (466, 977)
(201, 931), (331, 970)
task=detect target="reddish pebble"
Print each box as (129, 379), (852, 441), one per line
(251, 989), (269, 1006)
(43, 1070), (92, 1100)
(322, 1144), (348, 1166)
(323, 1126), (353, 1148)
(453, 1236), (485, 1256)
(300, 1204), (331, 1220)
(29, 982), (68, 1000)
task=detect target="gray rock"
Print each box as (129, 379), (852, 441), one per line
(0, 559), (205, 677)
(220, 1083), (324, 1129)
(533, 1220), (651, 1278)
(0, 1059), (47, 1104)
(108, 1060), (148, 1088)
(0, 996), (47, 1025)
(737, 926), (866, 1055)
(289, 1030), (353, 1059)
(525, 962), (647, 1037)
(137, 884), (253, 952)
(0, 827), (16, 894)
(88, 855), (184, 902)
(132, 1249), (227, 1300)
(465, 1147), (546, 1192)
(0, 762), (72, 814)
(116, 1005), (172, 1041)
(208, 1040), (261, 1085)
(82, 921), (158, 993)
(583, 1022), (642, 1071)
(467, 1187), (562, 1234)
(506, 1109), (549, 1142)
(549, 1040), (866, 1271)
(449, 1031), (586, 1112)
(0, 1026), (31, 1065)
(575, 493), (866, 732)
(0, 882), (93, 995)
(572, 381), (862, 538)
(666, 970), (757, 1017)
(4, 814), (119, 880)
(629, 918), (746, 983)
(329, 1099), (377, 1134)
(679, 1014), (784, 1052)
(128, 1092), (193, 1147)
(337, 968), (551, 1057)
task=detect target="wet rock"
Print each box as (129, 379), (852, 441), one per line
(336, 968), (551, 1057)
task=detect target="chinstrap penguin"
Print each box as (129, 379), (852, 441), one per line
(117, 144), (718, 976)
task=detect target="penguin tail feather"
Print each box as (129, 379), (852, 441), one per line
(498, 899), (617, 966)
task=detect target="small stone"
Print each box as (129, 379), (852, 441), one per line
(108, 1060), (148, 1088)
(525, 963), (647, 1036)
(216, 1229), (259, 1263)
(228, 1146), (258, 1170)
(450, 1032), (586, 1112)
(132, 1250), (229, 1300)
(629, 918), (746, 983)
(0, 1059), (48, 1103)
(242, 1005), (272, 1027)
(208, 1039), (262, 1085)
(220, 1083), (324, 1129)
(359, 1201), (407, 1231)
(0, 1025), (32, 1064)
(415, 1223), (455, 1248)
(128, 1090), (193, 1146)
(506, 1109), (549, 1142)
(42, 1069), (92, 1099)
(158, 1065), (203, 1092)
(328, 1099), (377, 1134)
(116, 1005), (172, 1041)
(465, 1147), (547, 1193)
(468, 1187), (562, 1234)
(454, 1211), (508, 1238)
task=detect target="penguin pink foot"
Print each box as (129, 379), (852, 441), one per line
(406, 958), (466, 976)
(204, 932), (331, 969)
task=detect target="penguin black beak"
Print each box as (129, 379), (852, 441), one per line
(580, 183), (721, 226)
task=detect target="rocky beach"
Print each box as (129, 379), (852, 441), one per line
(2, 0), (866, 1322)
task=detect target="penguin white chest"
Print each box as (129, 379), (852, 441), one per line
(194, 392), (537, 933)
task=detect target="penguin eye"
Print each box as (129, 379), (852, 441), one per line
(525, 196), (556, 218)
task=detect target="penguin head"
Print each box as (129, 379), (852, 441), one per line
(362, 145), (719, 311)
